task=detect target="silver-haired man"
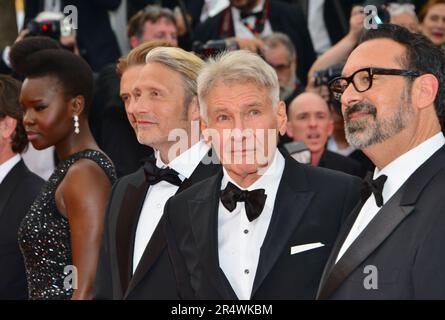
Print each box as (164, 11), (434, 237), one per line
(164, 50), (361, 300)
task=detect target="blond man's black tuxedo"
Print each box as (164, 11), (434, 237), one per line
(93, 153), (220, 300)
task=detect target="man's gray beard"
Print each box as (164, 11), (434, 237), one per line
(280, 74), (296, 101)
(344, 91), (414, 149)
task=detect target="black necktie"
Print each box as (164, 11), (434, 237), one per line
(143, 159), (182, 187)
(361, 172), (388, 207)
(220, 182), (267, 222)
(240, 10), (263, 20)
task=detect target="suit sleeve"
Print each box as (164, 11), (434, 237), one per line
(164, 198), (196, 300)
(413, 211), (445, 299)
(92, 179), (120, 300)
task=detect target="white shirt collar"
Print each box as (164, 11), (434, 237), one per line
(0, 154), (21, 184)
(374, 132), (445, 204)
(154, 140), (211, 180)
(221, 150), (285, 208)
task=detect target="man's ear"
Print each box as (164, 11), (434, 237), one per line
(129, 36), (140, 49)
(187, 96), (200, 122)
(0, 116), (17, 140)
(276, 101), (288, 136)
(412, 74), (439, 110)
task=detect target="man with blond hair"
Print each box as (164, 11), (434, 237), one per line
(164, 50), (361, 300)
(93, 47), (220, 300)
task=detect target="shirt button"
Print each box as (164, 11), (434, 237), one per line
(244, 269), (250, 275)
(244, 229), (249, 234)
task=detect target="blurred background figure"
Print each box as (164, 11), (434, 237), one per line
(262, 32), (303, 106)
(388, 2), (419, 32)
(287, 92), (364, 177)
(193, 0), (316, 85)
(24, 0), (122, 72)
(419, 0), (445, 47)
(0, 75), (44, 300)
(127, 5), (178, 48)
(287, 0), (362, 56)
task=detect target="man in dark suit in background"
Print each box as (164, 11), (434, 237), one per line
(318, 24), (445, 299)
(165, 50), (361, 300)
(287, 91), (364, 177)
(193, 0), (316, 85)
(292, 0), (362, 55)
(0, 75), (44, 299)
(93, 47), (220, 300)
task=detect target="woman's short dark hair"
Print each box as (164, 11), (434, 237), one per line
(9, 36), (94, 114)
(360, 24), (445, 123)
(0, 75), (28, 153)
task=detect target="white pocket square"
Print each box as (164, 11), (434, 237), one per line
(290, 242), (325, 255)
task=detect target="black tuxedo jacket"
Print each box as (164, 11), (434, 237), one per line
(93, 154), (221, 299)
(165, 153), (361, 299)
(317, 145), (445, 300)
(0, 160), (44, 299)
(193, 1), (316, 85)
(319, 150), (365, 178)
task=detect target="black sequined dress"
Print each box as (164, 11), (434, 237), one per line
(18, 149), (116, 300)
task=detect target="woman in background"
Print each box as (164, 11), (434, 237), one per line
(419, 0), (445, 48)
(10, 37), (116, 300)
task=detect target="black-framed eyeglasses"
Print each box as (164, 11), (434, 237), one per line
(328, 67), (421, 101)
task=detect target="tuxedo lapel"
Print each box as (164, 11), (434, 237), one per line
(188, 171), (237, 299)
(124, 159), (221, 296)
(115, 169), (149, 295)
(317, 144), (445, 299)
(316, 200), (363, 298)
(251, 157), (314, 297)
(317, 190), (412, 299)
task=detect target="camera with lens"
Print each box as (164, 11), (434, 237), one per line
(313, 64), (343, 87)
(27, 18), (74, 40)
(192, 39), (240, 59)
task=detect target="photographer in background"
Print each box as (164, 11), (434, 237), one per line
(1, 11), (80, 76)
(24, 0), (122, 73)
(193, 0), (316, 85)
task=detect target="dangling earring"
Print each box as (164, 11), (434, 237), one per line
(74, 115), (80, 134)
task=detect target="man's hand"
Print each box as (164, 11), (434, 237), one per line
(231, 37), (265, 53)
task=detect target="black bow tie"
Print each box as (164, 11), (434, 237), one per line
(240, 10), (263, 20)
(361, 172), (388, 207)
(143, 158), (182, 187)
(220, 182), (267, 222)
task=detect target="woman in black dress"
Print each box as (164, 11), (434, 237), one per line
(11, 37), (116, 300)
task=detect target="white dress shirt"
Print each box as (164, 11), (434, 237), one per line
(335, 132), (445, 263)
(218, 150), (285, 300)
(308, 0), (331, 56)
(132, 140), (210, 273)
(0, 154), (21, 184)
(231, 0), (272, 39)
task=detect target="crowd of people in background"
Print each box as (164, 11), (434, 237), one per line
(1, 0), (445, 300)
